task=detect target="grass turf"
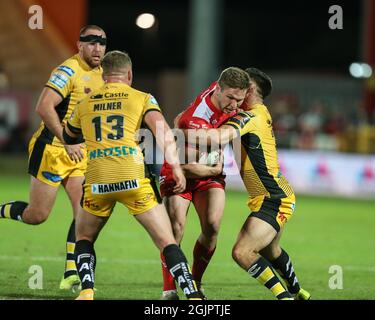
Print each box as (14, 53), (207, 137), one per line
(0, 174), (374, 300)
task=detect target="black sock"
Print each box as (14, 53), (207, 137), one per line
(64, 220), (77, 278)
(163, 244), (201, 299)
(75, 240), (96, 290)
(248, 256), (292, 300)
(0, 201), (28, 221)
(271, 249), (301, 294)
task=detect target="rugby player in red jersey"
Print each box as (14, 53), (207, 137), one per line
(159, 67), (250, 299)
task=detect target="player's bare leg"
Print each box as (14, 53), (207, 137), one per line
(232, 216), (293, 300)
(160, 195), (191, 299)
(260, 229), (311, 300)
(164, 195), (191, 243)
(192, 188), (225, 294)
(136, 204), (202, 300)
(60, 176), (85, 290)
(0, 177), (58, 224)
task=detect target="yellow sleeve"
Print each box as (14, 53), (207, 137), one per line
(225, 111), (257, 136)
(66, 104), (82, 135)
(143, 94), (162, 116)
(45, 63), (76, 99)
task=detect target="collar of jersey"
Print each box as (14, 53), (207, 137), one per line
(105, 82), (129, 88)
(251, 103), (266, 110)
(205, 92), (222, 115)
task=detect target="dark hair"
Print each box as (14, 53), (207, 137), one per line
(245, 67), (272, 98)
(218, 67), (250, 90)
(102, 51), (132, 75)
(79, 25), (105, 37)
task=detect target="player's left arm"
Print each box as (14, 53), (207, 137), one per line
(184, 111), (255, 147)
(62, 107), (82, 144)
(63, 124), (81, 144)
(181, 151), (223, 178)
(144, 110), (186, 193)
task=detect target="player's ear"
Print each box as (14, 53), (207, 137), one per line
(128, 70), (133, 85)
(214, 84), (222, 97)
(248, 83), (256, 95)
(77, 41), (82, 52)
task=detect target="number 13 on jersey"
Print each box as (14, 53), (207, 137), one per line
(92, 115), (124, 141)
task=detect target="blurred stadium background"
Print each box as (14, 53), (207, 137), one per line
(0, 0), (374, 300)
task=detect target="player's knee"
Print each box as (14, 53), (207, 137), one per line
(232, 244), (257, 265)
(23, 207), (50, 225)
(28, 214), (48, 225)
(171, 220), (185, 240)
(202, 220), (221, 239)
(231, 245), (245, 264)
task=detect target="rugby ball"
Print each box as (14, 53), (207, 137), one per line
(198, 150), (220, 166)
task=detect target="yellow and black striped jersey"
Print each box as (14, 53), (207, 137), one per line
(67, 82), (161, 184)
(33, 53), (104, 147)
(226, 104), (294, 198)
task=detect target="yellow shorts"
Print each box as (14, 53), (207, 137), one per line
(247, 194), (296, 232)
(82, 178), (159, 217)
(28, 137), (87, 187)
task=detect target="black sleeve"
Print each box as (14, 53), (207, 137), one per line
(63, 128), (83, 145)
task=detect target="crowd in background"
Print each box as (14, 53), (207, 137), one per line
(1, 68), (375, 154)
(269, 95), (375, 153)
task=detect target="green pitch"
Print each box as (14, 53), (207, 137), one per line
(0, 174), (374, 300)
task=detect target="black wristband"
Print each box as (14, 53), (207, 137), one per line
(63, 129), (82, 145)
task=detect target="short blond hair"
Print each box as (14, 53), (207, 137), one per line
(218, 67), (250, 90)
(102, 51), (132, 75)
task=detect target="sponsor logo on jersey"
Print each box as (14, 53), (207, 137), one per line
(90, 93), (104, 99)
(89, 145), (138, 159)
(49, 72), (69, 89)
(188, 121), (208, 129)
(229, 112), (254, 128)
(57, 65), (75, 77)
(104, 92), (129, 99)
(91, 179), (139, 194)
(150, 95), (159, 105)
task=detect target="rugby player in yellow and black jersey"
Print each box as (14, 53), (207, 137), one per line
(187, 67), (311, 300)
(63, 50), (203, 300)
(0, 25), (107, 291)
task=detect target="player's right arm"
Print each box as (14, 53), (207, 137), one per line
(39, 62), (84, 161)
(35, 87), (64, 142)
(38, 63), (75, 141)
